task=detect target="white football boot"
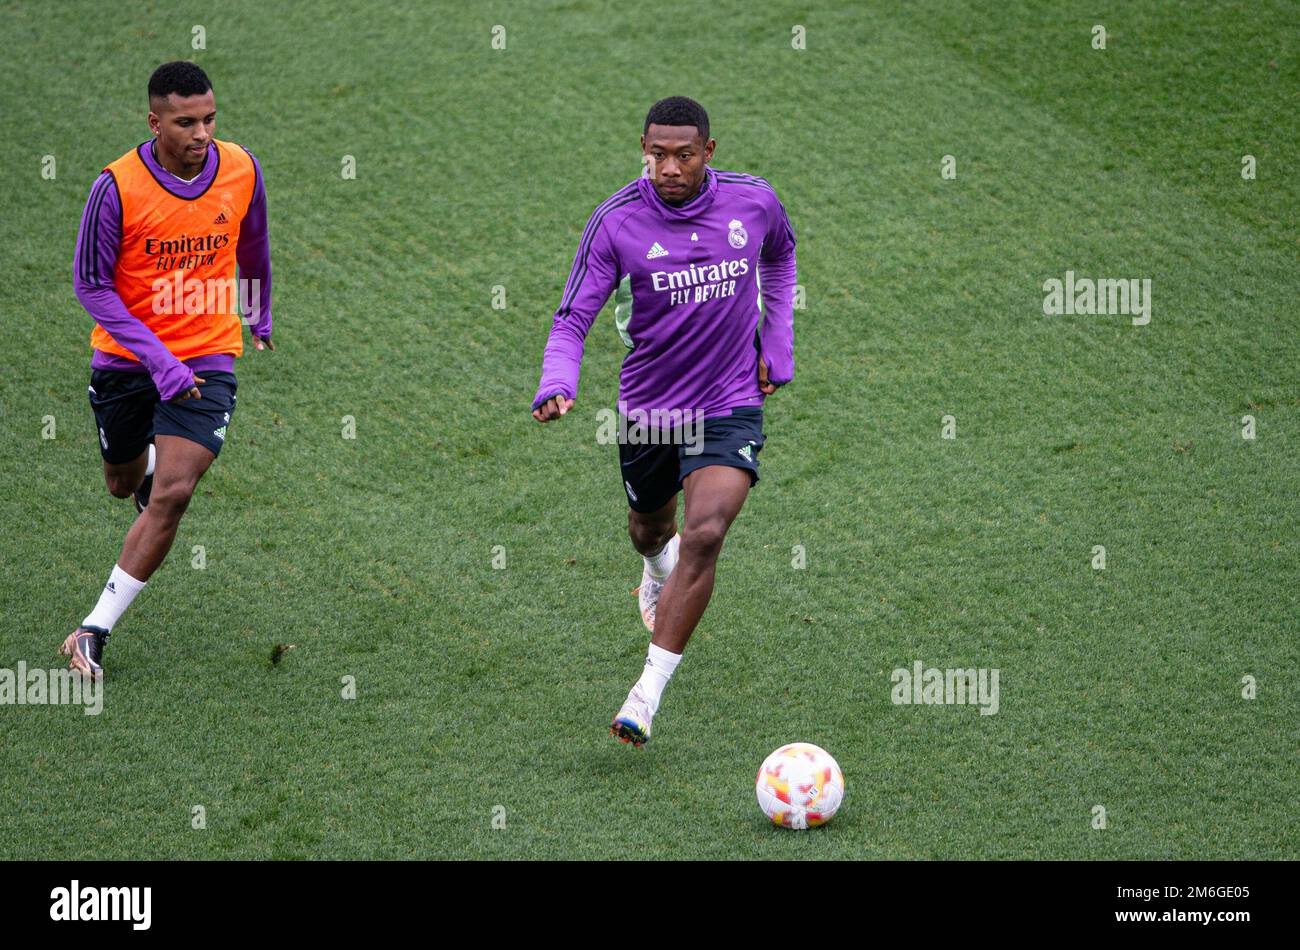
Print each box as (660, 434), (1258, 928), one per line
(610, 682), (655, 746)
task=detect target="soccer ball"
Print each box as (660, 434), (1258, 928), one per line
(755, 742), (845, 829)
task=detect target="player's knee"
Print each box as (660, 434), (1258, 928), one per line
(149, 479), (196, 521)
(104, 474), (136, 499)
(681, 516), (728, 561)
(628, 512), (674, 551)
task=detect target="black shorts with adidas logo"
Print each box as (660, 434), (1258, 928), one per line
(88, 369), (237, 463)
(618, 406), (765, 513)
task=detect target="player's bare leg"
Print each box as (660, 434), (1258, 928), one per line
(651, 465), (750, 653)
(102, 448), (149, 499)
(629, 496), (679, 631)
(628, 495), (676, 555)
(62, 435), (214, 679)
(103, 442), (156, 512)
(117, 434), (214, 580)
(612, 465), (751, 744)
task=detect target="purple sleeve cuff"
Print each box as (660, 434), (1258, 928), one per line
(532, 320), (585, 410)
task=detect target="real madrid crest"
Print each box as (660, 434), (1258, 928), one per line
(727, 218), (748, 249)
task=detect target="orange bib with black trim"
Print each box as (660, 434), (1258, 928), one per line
(92, 139), (256, 362)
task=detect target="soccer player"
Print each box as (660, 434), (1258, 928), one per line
(64, 61), (273, 679)
(531, 97), (797, 745)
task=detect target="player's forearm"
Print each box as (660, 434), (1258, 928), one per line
(533, 210), (619, 409)
(74, 284), (194, 400)
(236, 156), (272, 338)
(236, 233), (272, 338)
(758, 250), (797, 384)
(533, 320), (587, 408)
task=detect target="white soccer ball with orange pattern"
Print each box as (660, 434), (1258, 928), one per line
(755, 742), (845, 828)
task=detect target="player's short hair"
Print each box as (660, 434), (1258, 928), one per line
(644, 96), (709, 143)
(148, 61), (212, 102)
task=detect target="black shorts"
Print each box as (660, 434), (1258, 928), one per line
(618, 406), (766, 513)
(88, 369), (238, 463)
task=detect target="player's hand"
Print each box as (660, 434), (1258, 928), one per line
(758, 356), (777, 395)
(176, 375), (206, 401)
(532, 395), (575, 423)
(253, 334), (275, 351)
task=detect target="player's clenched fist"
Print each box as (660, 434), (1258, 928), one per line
(532, 395), (575, 423)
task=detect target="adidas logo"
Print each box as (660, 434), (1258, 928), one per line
(213, 211), (229, 225)
(737, 443), (754, 462)
(213, 425), (227, 442)
(645, 242), (669, 260)
(105, 581), (116, 594)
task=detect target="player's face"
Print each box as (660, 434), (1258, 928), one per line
(149, 90), (216, 171)
(642, 125), (714, 205)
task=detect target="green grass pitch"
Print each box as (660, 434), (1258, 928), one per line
(0, 1), (1295, 859)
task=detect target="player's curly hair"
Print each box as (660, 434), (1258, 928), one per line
(644, 96), (709, 143)
(148, 61), (212, 101)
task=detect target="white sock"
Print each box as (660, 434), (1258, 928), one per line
(644, 532), (679, 581)
(144, 443), (156, 477)
(82, 564), (147, 632)
(636, 643), (682, 713)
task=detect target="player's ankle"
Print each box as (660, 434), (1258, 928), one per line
(643, 532), (679, 579)
(82, 564), (148, 632)
(636, 642), (683, 712)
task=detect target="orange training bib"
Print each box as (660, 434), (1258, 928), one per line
(91, 139), (256, 363)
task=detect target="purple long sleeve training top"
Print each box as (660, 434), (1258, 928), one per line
(73, 140), (271, 401)
(533, 166), (797, 418)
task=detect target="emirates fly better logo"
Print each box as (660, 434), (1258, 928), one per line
(651, 255), (750, 308)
